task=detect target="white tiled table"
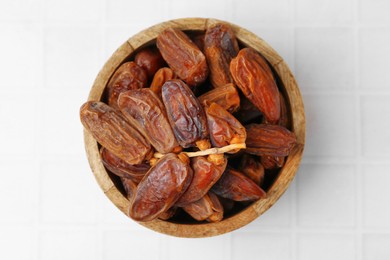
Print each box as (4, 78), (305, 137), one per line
(1, 0), (389, 259)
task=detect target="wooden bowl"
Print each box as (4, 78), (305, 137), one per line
(83, 18), (305, 237)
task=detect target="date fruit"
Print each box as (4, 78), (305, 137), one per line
(80, 101), (152, 165)
(245, 124), (296, 157)
(211, 168), (266, 201)
(239, 154), (265, 186)
(106, 62), (148, 109)
(198, 83), (240, 113)
(230, 48), (280, 123)
(121, 177), (137, 200)
(134, 47), (165, 78)
(150, 67), (176, 98)
(205, 23), (239, 88)
(118, 88), (179, 154)
(101, 147), (149, 183)
(157, 28), (208, 87)
(204, 102), (246, 153)
(182, 192), (223, 222)
(129, 153), (193, 222)
(175, 156), (227, 206)
(162, 79), (209, 148)
(260, 155), (285, 169)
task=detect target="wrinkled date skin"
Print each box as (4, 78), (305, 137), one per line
(204, 102), (246, 153)
(134, 47), (166, 79)
(205, 23), (239, 88)
(198, 83), (240, 113)
(239, 154), (265, 186)
(106, 62), (148, 109)
(182, 192), (223, 222)
(157, 28), (209, 87)
(260, 155), (285, 169)
(118, 88), (179, 154)
(230, 48), (280, 123)
(129, 153), (193, 222)
(80, 101), (152, 165)
(121, 177), (138, 200)
(162, 79), (209, 148)
(175, 156), (227, 206)
(100, 148), (149, 183)
(211, 168), (266, 201)
(150, 67), (176, 98)
(245, 124), (297, 157)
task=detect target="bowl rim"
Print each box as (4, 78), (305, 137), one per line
(83, 17), (306, 238)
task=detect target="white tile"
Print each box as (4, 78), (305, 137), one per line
(0, 159), (37, 224)
(363, 234), (390, 260)
(0, 0), (42, 21)
(0, 93), (36, 156)
(360, 0), (390, 24)
(361, 96), (390, 157)
(297, 164), (355, 227)
(41, 90), (88, 156)
(103, 230), (161, 260)
(45, 0), (102, 22)
(40, 160), (99, 224)
(232, 0), (290, 23)
(359, 28), (390, 90)
(40, 230), (97, 260)
(232, 233), (290, 260)
(106, 0), (164, 23)
(0, 24), (42, 89)
(362, 164), (390, 228)
(164, 235), (230, 260)
(0, 229), (33, 260)
(44, 25), (102, 89)
(170, 0), (229, 21)
(295, 28), (354, 90)
(298, 234), (355, 260)
(296, 0), (352, 23)
(303, 94), (356, 158)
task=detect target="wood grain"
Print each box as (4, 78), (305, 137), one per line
(83, 17), (306, 238)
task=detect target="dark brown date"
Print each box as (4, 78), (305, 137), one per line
(121, 177), (137, 200)
(230, 48), (280, 123)
(100, 147), (149, 183)
(129, 153), (193, 222)
(204, 102), (246, 153)
(118, 88), (179, 154)
(198, 83), (240, 113)
(106, 62), (148, 109)
(150, 67), (176, 98)
(162, 79), (209, 148)
(278, 92), (290, 128)
(182, 192), (223, 222)
(205, 23), (239, 88)
(80, 101), (152, 165)
(245, 124), (297, 157)
(158, 207), (177, 220)
(175, 156), (227, 206)
(260, 155), (285, 169)
(239, 154), (265, 186)
(134, 47), (165, 78)
(211, 168), (266, 201)
(157, 28), (209, 87)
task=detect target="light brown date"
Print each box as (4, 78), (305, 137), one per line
(204, 102), (246, 153)
(175, 155), (227, 206)
(118, 88), (179, 154)
(162, 79), (209, 148)
(230, 48), (280, 123)
(80, 101), (152, 165)
(157, 28), (209, 87)
(150, 67), (176, 98)
(211, 168), (266, 201)
(239, 154), (265, 186)
(198, 83), (240, 113)
(245, 124), (297, 157)
(129, 153), (193, 222)
(100, 147), (149, 183)
(205, 23), (239, 88)
(134, 47), (165, 79)
(106, 62), (148, 109)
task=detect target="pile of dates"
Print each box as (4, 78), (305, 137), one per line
(80, 23), (297, 223)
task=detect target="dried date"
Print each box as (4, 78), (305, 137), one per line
(239, 154), (265, 186)
(260, 155), (285, 169)
(230, 48), (280, 123)
(198, 83), (240, 113)
(157, 28), (208, 87)
(121, 177), (137, 200)
(150, 67), (176, 98)
(134, 47), (165, 78)
(80, 101), (152, 165)
(118, 88), (179, 154)
(182, 192), (223, 222)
